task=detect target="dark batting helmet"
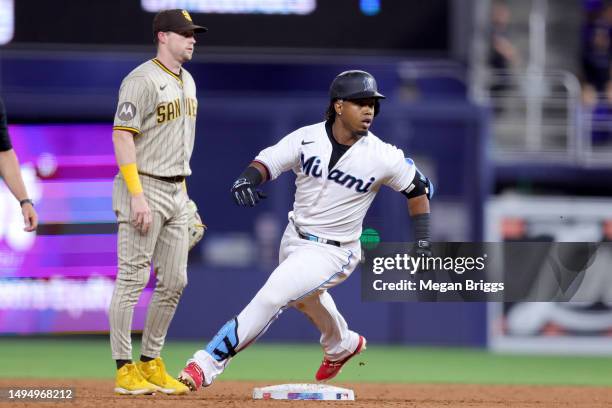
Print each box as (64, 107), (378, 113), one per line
(329, 70), (385, 101)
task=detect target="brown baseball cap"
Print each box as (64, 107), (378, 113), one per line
(153, 9), (208, 34)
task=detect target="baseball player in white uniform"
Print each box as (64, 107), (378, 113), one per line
(178, 70), (434, 391)
(109, 9), (206, 395)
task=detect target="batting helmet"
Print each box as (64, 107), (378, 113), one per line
(329, 70), (385, 101)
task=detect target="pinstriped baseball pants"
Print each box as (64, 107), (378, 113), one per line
(109, 174), (189, 360)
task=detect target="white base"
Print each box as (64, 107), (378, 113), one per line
(252, 383), (355, 401)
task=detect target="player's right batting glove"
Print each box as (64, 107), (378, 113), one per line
(231, 178), (267, 207)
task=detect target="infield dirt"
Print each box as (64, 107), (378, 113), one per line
(1, 379), (611, 407)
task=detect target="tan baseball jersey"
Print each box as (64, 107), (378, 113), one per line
(113, 58), (198, 177)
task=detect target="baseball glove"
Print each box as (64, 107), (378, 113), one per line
(187, 199), (206, 250)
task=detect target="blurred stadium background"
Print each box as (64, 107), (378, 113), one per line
(1, 0), (612, 391)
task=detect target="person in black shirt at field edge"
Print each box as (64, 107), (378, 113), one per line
(0, 97), (38, 232)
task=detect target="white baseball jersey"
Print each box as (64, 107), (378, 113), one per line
(187, 121), (415, 384)
(255, 121), (416, 243)
(113, 58), (198, 177)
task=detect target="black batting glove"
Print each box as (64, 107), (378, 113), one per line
(231, 178), (267, 207)
(415, 239), (433, 258)
(411, 240), (433, 273)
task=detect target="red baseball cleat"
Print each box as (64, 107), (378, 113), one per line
(177, 361), (204, 391)
(315, 335), (367, 382)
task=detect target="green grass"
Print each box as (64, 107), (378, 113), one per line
(1, 338), (611, 386)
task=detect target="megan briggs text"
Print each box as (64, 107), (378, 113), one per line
(373, 279), (505, 293)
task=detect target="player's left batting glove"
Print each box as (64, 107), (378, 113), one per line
(415, 240), (433, 258)
(231, 178), (267, 207)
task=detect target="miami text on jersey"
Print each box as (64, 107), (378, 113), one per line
(301, 153), (376, 193)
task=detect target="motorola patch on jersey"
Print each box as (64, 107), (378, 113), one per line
(117, 102), (136, 121)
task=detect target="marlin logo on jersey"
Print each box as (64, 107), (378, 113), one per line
(301, 154), (375, 193)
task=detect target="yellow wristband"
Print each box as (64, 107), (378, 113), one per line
(119, 163), (143, 195)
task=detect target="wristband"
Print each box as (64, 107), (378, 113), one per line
(119, 163), (143, 195)
(19, 198), (34, 207)
(411, 213), (431, 242)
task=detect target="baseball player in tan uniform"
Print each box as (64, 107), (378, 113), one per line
(109, 9), (206, 395)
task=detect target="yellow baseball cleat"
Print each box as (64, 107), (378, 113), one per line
(137, 357), (190, 395)
(114, 363), (159, 395)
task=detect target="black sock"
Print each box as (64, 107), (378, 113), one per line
(116, 359), (131, 370)
(140, 355), (155, 363)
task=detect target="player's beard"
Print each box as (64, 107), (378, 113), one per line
(180, 51), (193, 63)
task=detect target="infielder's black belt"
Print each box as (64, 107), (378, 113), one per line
(296, 228), (341, 247)
(140, 172), (185, 183)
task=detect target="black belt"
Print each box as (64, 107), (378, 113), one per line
(140, 173), (185, 183)
(296, 228), (341, 247)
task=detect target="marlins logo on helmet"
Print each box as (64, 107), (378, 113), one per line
(363, 76), (375, 92)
